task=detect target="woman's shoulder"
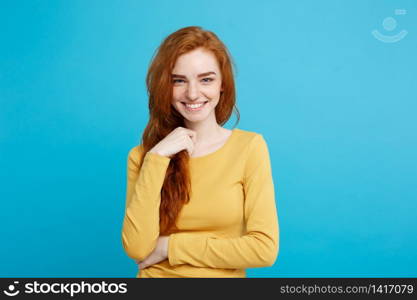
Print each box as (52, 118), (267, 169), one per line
(233, 128), (265, 146)
(231, 128), (271, 163)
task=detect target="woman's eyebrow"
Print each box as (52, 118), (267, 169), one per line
(171, 71), (216, 78)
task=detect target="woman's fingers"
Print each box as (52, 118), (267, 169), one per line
(187, 129), (197, 144)
(138, 260), (144, 268)
(187, 136), (194, 156)
(137, 236), (169, 270)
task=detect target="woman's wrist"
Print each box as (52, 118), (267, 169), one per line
(149, 148), (166, 157)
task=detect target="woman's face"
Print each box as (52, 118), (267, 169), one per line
(171, 47), (223, 124)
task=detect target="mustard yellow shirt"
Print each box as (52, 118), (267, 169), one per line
(121, 128), (279, 278)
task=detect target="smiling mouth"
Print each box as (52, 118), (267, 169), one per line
(181, 101), (208, 112)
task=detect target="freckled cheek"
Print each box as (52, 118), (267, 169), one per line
(172, 89), (182, 102)
(201, 86), (222, 99)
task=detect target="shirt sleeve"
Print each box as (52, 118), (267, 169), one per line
(121, 145), (171, 261)
(167, 134), (279, 269)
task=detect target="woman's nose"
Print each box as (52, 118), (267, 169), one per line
(186, 81), (199, 100)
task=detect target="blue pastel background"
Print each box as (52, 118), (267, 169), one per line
(1, 0), (416, 277)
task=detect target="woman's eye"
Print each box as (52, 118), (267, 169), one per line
(173, 78), (213, 84)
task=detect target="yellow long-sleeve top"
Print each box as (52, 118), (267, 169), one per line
(121, 128), (279, 278)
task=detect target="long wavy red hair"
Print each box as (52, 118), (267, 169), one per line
(141, 26), (240, 235)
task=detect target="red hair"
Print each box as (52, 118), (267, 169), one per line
(141, 26), (240, 235)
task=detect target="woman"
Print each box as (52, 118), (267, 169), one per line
(121, 26), (279, 278)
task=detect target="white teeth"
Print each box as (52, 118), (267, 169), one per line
(185, 103), (204, 108)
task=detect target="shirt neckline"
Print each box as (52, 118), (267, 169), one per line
(189, 128), (237, 161)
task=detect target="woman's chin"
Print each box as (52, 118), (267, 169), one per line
(183, 115), (207, 123)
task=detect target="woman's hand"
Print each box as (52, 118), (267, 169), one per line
(149, 127), (197, 158)
(135, 236), (170, 269)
